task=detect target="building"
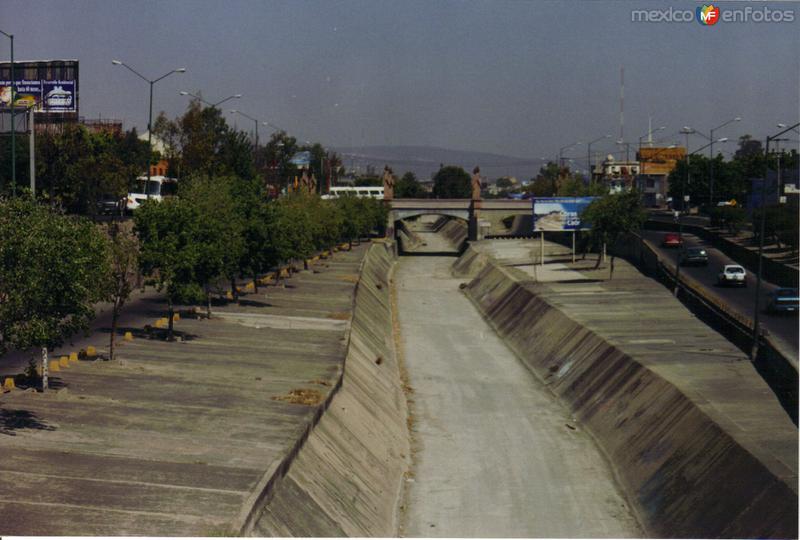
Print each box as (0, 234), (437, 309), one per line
(592, 155), (641, 192)
(636, 147), (686, 207)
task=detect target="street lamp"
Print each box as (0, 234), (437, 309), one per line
(179, 90), (241, 108)
(1, 29), (15, 195)
(229, 109), (260, 150)
(751, 121), (800, 360)
(587, 135), (611, 182)
(558, 141), (582, 168)
(112, 60), (185, 199)
(638, 125), (666, 152)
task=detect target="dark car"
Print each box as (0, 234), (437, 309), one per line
(680, 247), (709, 266)
(97, 194), (125, 216)
(662, 232), (683, 248)
(766, 288), (799, 314)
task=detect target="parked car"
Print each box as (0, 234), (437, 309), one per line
(680, 247), (709, 266)
(766, 288), (799, 314)
(96, 194), (125, 216)
(717, 264), (747, 287)
(662, 232), (683, 248)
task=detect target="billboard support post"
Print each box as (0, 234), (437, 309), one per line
(28, 106), (34, 195)
(572, 230), (576, 263)
(540, 232), (544, 267)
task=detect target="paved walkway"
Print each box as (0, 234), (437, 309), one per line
(396, 232), (642, 537)
(0, 247), (366, 536)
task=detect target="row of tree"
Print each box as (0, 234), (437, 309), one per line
(0, 188), (387, 388)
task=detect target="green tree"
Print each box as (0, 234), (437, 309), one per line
(182, 175), (244, 311)
(134, 197), (199, 339)
(581, 190), (646, 279)
(432, 166), (471, 198)
(0, 198), (111, 389)
(106, 224), (139, 360)
(395, 171), (427, 198)
(336, 194), (368, 248)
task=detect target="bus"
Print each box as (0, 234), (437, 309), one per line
(126, 176), (178, 212)
(322, 186), (384, 200)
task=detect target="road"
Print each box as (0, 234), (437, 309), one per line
(643, 230), (798, 357)
(395, 231), (642, 537)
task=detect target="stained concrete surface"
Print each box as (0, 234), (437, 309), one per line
(396, 231), (642, 538)
(0, 247), (367, 536)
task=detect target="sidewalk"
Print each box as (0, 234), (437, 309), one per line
(0, 245), (367, 536)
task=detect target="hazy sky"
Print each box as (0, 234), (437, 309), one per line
(1, 0), (798, 162)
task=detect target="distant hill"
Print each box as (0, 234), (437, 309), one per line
(332, 145), (547, 182)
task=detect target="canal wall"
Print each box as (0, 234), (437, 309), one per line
(457, 243), (798, 539)
(249, 240), (409, 536)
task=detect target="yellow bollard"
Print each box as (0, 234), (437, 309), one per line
(124, 331), (133, 341)
(3, 377), (15, 391)
(59, 356), (69, 368)
(50, 360), (60, 372)
(225, 291), (234, 300)
(69, 352), (78, 362)
(172, 313), (180, 322)
(86, 345), (97, 358)
(245, 282), (254, 291)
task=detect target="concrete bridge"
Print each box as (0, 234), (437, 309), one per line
(388, 198), (532, 239)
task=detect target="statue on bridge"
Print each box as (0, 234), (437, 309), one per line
(383, 165), (395, 200)
(471, 166), (482, 201)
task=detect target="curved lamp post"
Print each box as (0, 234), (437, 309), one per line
(112, 60), (185, 198)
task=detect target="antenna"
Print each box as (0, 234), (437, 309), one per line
(619, 66), (624, 143)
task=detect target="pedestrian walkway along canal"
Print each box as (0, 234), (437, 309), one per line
(394, 229), (642, 538)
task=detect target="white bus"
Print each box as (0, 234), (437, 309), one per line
(126, 176), (178, 212)
(322, 186), (384, 200)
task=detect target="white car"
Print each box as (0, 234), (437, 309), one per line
(717, 264), (747, 287)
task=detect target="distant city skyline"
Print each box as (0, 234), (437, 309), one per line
(1, 0), (798, 161)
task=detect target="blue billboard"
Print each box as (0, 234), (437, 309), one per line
(289, 151), (311, 167)
(0, 79), (76, 112)
(532, 197), (597, 231)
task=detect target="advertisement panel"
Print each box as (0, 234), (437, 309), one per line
(532, 196), (597, 231)
(0, 79), (77, 112)
(290, 151), (311, 167)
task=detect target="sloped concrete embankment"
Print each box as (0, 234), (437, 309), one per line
(431, 216), (468, 251)
(396, 220), (424, 252)
(458, 253), (797, 539)
(249, 240), (409, 536)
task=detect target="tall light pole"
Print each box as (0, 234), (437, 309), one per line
(229, 109), (260, 151)
(638, 125), (666, 154)
(587, 134), (611, 183)
(179, 90), (242, 109)
(709, 116), (741, 205)
(557, 141), (582, 195)
(112, 60), (185, 199)
(751, 121), (800, 360)
(1, 29), (15, 195)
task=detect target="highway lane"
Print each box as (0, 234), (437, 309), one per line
(642, 230), (798, 357)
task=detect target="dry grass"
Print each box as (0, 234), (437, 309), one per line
(327, 311), (351, 320)
(308, 379), (332, 387)
(337, 274), (360, 283)
(272, 388), (324, 406)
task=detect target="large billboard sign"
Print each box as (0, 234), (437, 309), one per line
(290, 151), (311, 167)
(532, 197), (597, 231)
(0, 79), (77, 112)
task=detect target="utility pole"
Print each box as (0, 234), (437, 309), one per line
(1, 30), (16, 195)
(29, 105), (34, 195)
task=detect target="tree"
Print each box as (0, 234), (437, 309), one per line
(134, 197), (199, 339)
(395, 171), (427, 198)
(496, 177), (514, 189)
(581, 190), (646, 279)
(432, 166), (471, 198)
(182, 175), (244, 311)
(106, 224), (138, 360)
(336, 194), (368, 248)
(0, 198), (110, 389)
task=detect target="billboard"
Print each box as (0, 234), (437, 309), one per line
(0, 80), (76, 112)
(532, 197), (597, 231)
(290, 151), (311, 167)
(0, 60), (79, 116)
